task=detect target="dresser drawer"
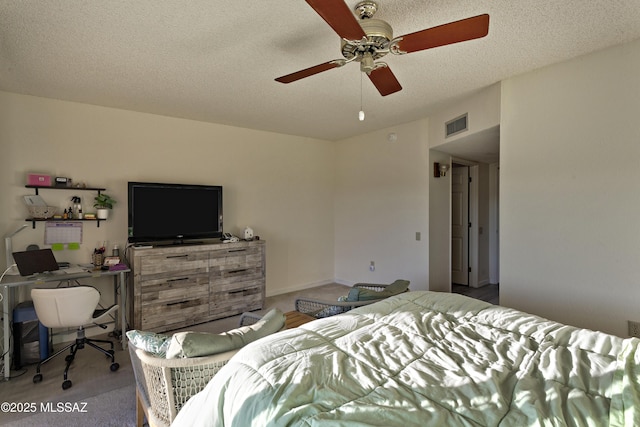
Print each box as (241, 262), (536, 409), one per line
(137, 251), (209, 278)
(210, 285), (263, 318)
(141, 297), (210, 332)
(209, 265), (263, 286)
(140, 273), (209, 299)
(210, 246), (262, 269)
(139, 273), (210, 332)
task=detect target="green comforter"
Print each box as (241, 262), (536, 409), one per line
(172, 291), (640, 426)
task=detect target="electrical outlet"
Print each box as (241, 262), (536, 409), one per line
(369, 261), (375, 272)
(628, 320), (640, 338)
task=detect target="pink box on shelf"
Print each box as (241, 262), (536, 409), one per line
(27, 173), (52, 187)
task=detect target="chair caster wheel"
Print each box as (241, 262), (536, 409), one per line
(110, 362), (120, 372)
(62, 380), (72, 390)
(33, 373), (43, 383)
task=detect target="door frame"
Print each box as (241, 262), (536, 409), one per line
(489, 163), (500, 284)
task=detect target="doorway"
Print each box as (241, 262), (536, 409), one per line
(428, 125), (500, 293)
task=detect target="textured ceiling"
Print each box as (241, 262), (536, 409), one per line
(1, 1), (639, 141)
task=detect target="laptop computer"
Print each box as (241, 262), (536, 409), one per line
(12, 249), (60, 276)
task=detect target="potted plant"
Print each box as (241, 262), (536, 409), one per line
(94, 193), (116, 219)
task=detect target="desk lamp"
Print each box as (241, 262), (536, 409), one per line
(4, 224), (28, 275)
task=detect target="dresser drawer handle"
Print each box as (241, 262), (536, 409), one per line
(228, 269), (247, 275)
(166, 300), (189, 306)
(228, 289), (245, 295)
(166, 254), (189, 259)
(228, 249), (247, 253)
(167, 277), (189, 283)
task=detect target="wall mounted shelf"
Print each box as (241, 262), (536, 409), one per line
(24, 185), (107, 228)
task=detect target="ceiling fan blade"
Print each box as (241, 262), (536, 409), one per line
(305, 0), (366, 40)
(396, 14), (490, 54)
(368, 66), (402, 96)
(275, 61), (343, 84)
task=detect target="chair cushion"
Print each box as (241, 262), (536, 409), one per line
(346, 279), (410, 302)
(315, 296), (349, 318)
(166, 308), (285, 359)
(126, 330), (171, 358)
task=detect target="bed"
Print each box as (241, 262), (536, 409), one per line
(171, 291), (640, 426)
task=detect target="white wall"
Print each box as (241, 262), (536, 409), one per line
(476, 162), (491, 286)
(0, 91), (336, 297)
(429, 84), (501, 150)
(500, 38), (640, 337)
(427, 149), (450, 292)
(334, 120), (430, 290)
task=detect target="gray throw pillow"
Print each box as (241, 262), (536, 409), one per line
(346, 279), (410, 301)
(126, 330), (171, 357)
(166, 308), (285, 359)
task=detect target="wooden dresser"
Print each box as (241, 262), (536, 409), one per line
(129, 240), (265, 332)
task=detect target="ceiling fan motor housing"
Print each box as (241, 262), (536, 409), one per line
(340, 18), (393, 62)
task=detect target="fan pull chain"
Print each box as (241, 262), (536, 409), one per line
(358, 72), (365, 121)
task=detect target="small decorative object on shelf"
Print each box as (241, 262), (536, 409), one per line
(27, 205), (57, 219)
(244, 226), (254, 241)
(93, 193), (116, 220)
(71, 196), (83, 219)
(55, 176), (72, 187)
(27, 173), (52, 187)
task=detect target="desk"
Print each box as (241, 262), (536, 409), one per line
(1, 266), (130, 380)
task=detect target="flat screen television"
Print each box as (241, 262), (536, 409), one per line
(128, 182), (223, 244)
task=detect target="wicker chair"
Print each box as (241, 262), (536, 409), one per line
(238, 311), (263, 327)
(129, 342), (237, 427)
(129, 311), (286, 427)
(295, 280), (410, 318)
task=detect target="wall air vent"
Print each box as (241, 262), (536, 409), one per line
(445, 113), (468, 138)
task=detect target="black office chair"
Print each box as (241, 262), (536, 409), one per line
(31, 286), (120, 390)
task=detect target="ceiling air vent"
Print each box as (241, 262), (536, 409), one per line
(445, 113), (468, 138)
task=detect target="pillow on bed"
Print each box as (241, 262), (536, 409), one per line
(346, 279), (410, 302)
(166, 308), (285, 359)
(125, 330), (171, 358)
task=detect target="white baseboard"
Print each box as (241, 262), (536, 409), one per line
(333, 277), (356, 286)
(470, 279), (491, 288)
(265, 279), (338, 298)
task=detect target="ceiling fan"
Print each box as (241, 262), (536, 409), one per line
(275, 0), (490, 96)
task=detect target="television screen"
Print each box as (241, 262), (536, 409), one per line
(128, 182), (223, 244)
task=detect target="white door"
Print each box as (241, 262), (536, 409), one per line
(451, 166), (469, 285)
